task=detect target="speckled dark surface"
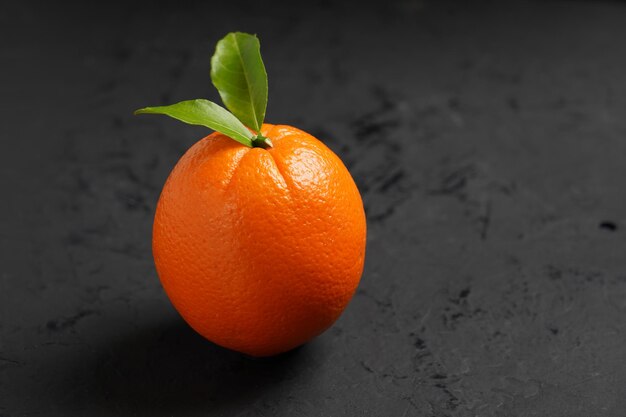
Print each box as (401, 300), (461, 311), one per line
(2, 1), (626, 416)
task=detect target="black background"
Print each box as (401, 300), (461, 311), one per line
(2, 1), (626, 415)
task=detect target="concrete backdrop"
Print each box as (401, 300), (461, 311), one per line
(1, 1), (626, 416)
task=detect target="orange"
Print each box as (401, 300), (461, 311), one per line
(153, 123), (366, 356)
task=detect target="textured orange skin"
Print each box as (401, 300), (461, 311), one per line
(153, 124), (366, 357)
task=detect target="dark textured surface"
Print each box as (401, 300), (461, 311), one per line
(2, 1), (626, 415)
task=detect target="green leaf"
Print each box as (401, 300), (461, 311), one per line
(211, 32), (268, 133)
(134, 99), (254, 147)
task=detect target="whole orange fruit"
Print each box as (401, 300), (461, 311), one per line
(153, 123), (366, 356)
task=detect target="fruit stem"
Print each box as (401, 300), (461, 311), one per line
(252, 133), (273, 149)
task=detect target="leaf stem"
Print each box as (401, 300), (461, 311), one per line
(252, 133), (273, 149)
